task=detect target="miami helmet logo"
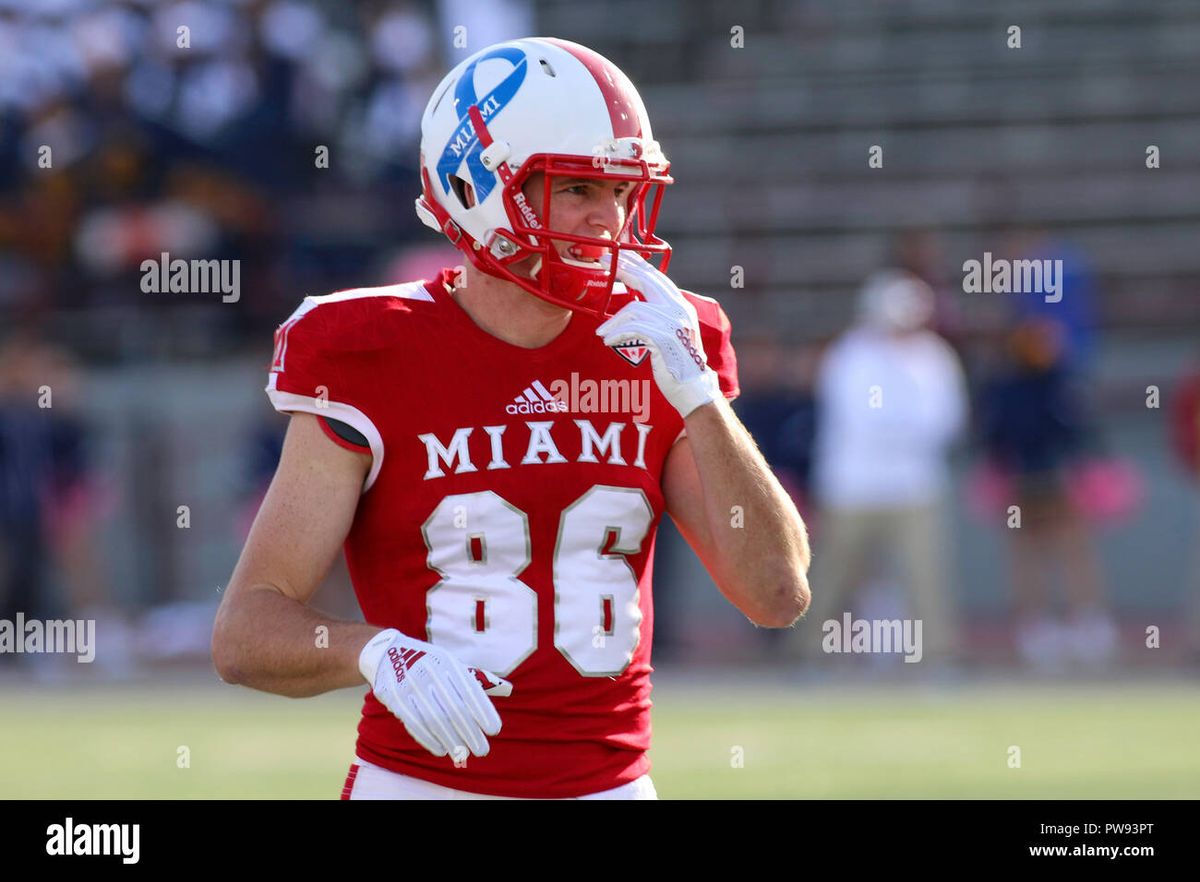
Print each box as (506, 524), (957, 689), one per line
(436, 46), (528, 206)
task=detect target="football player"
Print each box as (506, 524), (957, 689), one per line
(212, 37), (810, 800)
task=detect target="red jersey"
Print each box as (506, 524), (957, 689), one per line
(266, 267), (739, 797)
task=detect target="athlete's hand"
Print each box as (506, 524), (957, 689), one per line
(358, 628), (511, 760)
(597, 252), (720, 418)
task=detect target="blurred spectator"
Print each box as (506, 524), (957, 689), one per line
(732, 333), (818, 517)
(1169, 360), (1200, 482)
(888, 228), (964, 346)
(1169, 358), (1200, 661)
(977, 318), (1117, 669)
(0, 334), (68, 626)
(798, 271), (968, 667)
(1003, 228), (1099, 371)
(0, 331), (133, 674)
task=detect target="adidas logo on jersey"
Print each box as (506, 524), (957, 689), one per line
(507, 380), (569, 415)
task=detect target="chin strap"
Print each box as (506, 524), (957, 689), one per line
(470, 104), (515, 186)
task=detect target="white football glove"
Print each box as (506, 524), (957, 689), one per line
(596, 252), (721, 418)
(358, 628), (512, 760)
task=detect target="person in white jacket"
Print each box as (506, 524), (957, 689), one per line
(801, 270), (968, 668)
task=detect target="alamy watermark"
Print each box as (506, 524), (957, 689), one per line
(140, 251), (240, 303)
(46, 818), (139, 864)
(0, 613), (95, 663)
(552, 372), (651, 422)
(962, 251), (1062, 303)
(821, 613), (923, 663)
(505, 373), (652, 422)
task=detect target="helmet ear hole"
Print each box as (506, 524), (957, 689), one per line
(449, 175), (477, 209)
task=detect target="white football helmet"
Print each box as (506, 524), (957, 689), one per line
(415, 37), (673, 317)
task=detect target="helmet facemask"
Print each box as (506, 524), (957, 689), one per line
(487, 147), (672, 317)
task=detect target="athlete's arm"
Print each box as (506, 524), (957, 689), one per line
(662, 401), (811, 629)
(211, 412), (380, 697)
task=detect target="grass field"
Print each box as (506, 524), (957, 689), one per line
(2, 670), (1197, 799)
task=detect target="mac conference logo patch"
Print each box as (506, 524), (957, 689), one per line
(611, 340), (650, 367)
